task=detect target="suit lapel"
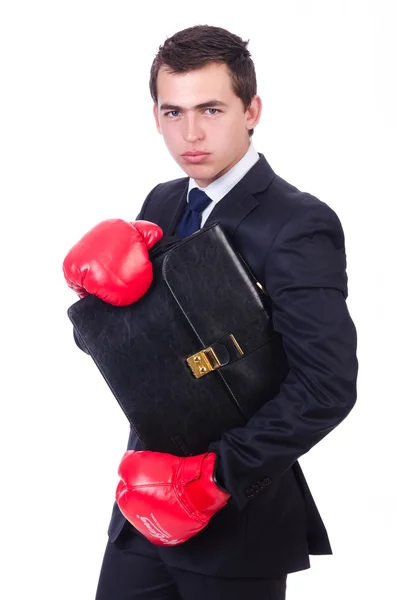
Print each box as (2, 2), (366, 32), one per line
(204, 185), (259, 236)
(208, 154), (276, 235)
(147, 179), (189, 236)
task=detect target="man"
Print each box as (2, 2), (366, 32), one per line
(65, 25), (358, 600)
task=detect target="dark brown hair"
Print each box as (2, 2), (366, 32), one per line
(149, 25), (257, 137)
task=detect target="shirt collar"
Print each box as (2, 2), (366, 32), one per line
(187, 141), (260, 202)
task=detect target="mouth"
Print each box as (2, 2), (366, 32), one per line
(181, 152), (210, 164)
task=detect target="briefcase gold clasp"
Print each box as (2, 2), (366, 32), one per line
(186, 347), (221, 379)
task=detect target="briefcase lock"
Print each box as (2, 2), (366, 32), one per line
(186, 347), (221, 379)
(187, 335), (245, 379)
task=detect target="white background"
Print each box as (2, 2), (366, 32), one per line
(1, 1), (396, 598)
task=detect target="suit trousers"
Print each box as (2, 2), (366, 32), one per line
(95, 521), (288, 600)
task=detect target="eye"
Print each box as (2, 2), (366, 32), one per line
(163, 108), (221, 118)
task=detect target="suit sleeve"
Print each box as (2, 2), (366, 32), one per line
(208, 201), (358, 510)
(72, 184), (161, 353)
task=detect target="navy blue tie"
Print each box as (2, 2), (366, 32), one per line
(175, 188), (212, 238)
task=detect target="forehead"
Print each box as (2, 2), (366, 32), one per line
(156, 62), (236, 105)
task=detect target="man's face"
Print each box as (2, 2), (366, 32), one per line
(153, 62), (262, 188)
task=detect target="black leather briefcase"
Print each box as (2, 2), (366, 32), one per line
(67, 222), (289, 456)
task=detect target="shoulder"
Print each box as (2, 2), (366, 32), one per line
(270, 173), (334, 216)
(266, 173), (345, 243)
(265, 176), (347, 289)
(137, 176), (188, 220)
(147, 176), (188, 198)
(263, 177), (348, 297)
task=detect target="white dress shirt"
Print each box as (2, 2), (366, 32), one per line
(187, 141), (260, 227)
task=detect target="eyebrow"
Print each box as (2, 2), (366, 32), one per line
(159, 100), (228, 111)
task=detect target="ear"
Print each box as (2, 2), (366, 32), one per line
(153, 104), (162, 135)
(245, 95), (262, 132)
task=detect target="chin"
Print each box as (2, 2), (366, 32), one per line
(180, 162), (211, 176)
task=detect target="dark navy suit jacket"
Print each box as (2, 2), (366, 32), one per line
(74, 153), (358, 577)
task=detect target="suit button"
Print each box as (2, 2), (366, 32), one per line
(262, 477), (272, 486)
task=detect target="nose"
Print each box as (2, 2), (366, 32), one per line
(183, 113), (204, 142)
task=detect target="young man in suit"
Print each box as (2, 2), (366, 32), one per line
(65, 24), (358, 600)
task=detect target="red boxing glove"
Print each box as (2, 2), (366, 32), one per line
(62, 219), (163, 306)
(116, 450), (231, 546)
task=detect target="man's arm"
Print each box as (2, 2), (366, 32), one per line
(209, 200), (358, 510)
